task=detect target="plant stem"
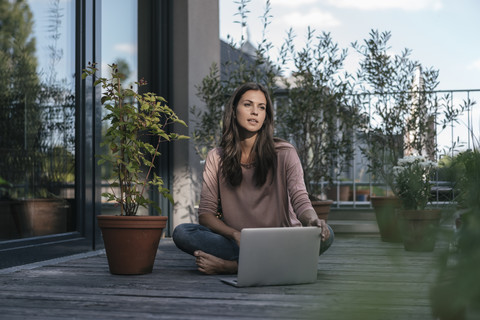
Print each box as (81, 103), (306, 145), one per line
(117, 75), (126, 216)
(139, 135), (162, 200)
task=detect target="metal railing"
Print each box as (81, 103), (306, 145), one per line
(274, 89), (480, 208)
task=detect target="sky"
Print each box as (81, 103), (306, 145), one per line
(29, 0), (75, 87)
(219, 0), (480, 91)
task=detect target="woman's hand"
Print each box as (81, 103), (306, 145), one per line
(232, 230), (241, 246)
(199, 212), (242, 245)
(309, 218), (330, 242)
(299, 209), (330, 241)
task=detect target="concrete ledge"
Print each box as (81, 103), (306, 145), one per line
(329, 220), (380, 233)
(329, 209), (376, 221)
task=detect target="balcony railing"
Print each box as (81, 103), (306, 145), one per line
(274, 88), (480, 208)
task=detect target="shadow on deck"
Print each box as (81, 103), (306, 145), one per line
(0, 234), (450, 319)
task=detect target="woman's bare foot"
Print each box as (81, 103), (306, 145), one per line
(194, 250), (238, 275)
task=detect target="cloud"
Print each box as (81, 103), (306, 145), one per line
(326, 0), (443, 11)
(272, 0), (317, 8)
(113, 43), (137, 55)
(282, 9), (341, 28)
(469, 58), (480, 71)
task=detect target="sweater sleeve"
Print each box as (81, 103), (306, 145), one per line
(198, 148), (221, 217)
(284, 147), (314, 218)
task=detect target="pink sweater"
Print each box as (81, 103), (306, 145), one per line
(198, 140), (313, 231)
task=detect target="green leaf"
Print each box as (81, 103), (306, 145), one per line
(175, 119), (188, 127)
(163, 192), (174, 205)
(159, 132), (170, 141)
(101, 96), (111, 104)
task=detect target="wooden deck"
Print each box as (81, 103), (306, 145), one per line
(0, 234), (446, 320)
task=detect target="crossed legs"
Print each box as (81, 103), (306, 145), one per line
(172, 223), (239, 274)
(172, 223), (335, 275)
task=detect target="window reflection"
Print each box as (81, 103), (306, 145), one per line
(0, 0), (75, 239)
(100, 0), (139, 215)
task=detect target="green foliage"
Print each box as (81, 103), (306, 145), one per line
(352, 30), (460, 192)
(0, 176), (13, 200)
(443, 149), (480, 210)
(432, 149), (480, 316)
(0, 0), (41, 192)
(276, 29), (359, 197)
(393, 155), (437, 210)
(83, 63), (188, 216)
(0, 0), (77, 199)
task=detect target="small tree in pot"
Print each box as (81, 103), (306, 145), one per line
(352, 30), (463, 242)
(353, 29), (467, 194)
(276, 29), (360, 219)
(82, 63), (188, 274)
(393, 155), (440, 251)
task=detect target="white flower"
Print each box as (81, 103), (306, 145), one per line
(419, 161), (431, 168)
(392, 166), (404, 175)
(398, 155), (437, 167)
(394, 154), (439, 210)
(398, 155), (423, 166)
(420, 160), (438, 169)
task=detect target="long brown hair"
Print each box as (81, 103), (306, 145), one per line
(220, 83), (276, 186)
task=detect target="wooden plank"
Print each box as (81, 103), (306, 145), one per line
(0, 234), (446, 320)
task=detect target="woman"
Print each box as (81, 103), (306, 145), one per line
(173, 82), (333, 274)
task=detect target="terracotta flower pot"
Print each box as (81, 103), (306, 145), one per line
(14, 199), (68, 237)
(311, 200), (333, 222)
(397, 209), (441, 252)
(370, 196), (402, 243)
(326, 185), (351, 202)
(97, 215), (168, 275)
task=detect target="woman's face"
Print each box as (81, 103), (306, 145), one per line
(235, 89), (267, 136)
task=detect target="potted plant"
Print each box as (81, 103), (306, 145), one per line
(82, 62), (188, 275)
(430, 148), (480, 319)
(6, 85), (74, 239)
(393, 155), (440, 251)
(276, 29), (360, 220)
(14, 82), (77, 238)
(352, 30), (460, 242)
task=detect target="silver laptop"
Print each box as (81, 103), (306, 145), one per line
(221, 227), (321, 287)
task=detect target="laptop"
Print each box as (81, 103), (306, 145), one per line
(221, 226), (321, 287)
